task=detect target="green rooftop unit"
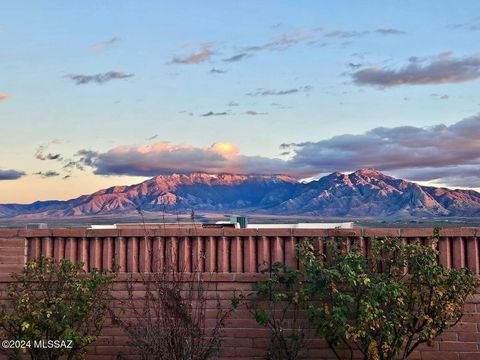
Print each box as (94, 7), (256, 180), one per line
(230, 215), (248, 229)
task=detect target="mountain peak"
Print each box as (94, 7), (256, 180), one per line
(353, 168), (389, 178)
(322, 171), (345, 180)
(149, 172), (298, 187)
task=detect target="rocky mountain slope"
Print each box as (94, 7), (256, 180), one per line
(1, 169), (480, 218)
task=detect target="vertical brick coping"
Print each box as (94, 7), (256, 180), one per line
(0, 227), (478, 274)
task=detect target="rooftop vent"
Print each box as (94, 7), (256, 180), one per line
(230, 215), (248, 229)
(25, 223), (48, 229)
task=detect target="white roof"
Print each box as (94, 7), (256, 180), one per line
(89, 224), (117, 229)
(246, 222), (354, 229)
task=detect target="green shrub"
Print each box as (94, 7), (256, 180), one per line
(297, 236), (478, 360)
(0, 256), (115, 360)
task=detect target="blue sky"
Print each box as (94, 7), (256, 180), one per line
(1, 1), (480, 203)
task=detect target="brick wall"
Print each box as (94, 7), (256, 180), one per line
(0, 232), (26, 274)
(1, 227), (480, 359)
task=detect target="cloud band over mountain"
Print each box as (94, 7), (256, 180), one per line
(82, 142), (290, 177)
(71, 115), (480, 187)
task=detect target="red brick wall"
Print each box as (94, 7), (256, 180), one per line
(1, 227), (480, 359)
(0, 233), (26, 274)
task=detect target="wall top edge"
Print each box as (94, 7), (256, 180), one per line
(0, 227), (479, 238)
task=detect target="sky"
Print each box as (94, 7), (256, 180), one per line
(1, 1), (480, 203)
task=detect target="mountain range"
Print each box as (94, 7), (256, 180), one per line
(1, 168), (480, 218)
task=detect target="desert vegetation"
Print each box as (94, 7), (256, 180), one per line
(248, 235), (478, 360)
(0, 256), (116, 360)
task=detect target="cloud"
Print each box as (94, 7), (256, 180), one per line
(374, 28), (405, 35)
(244, 110), (267, 116)
(0, 169), (25, 180)
(227, 101), (239, 107)
(89, 37), (121, 52)
(247, 89), (298, 96)
(146, 134), (159, 141)
(351, 53), (480, 87)
(210, 142), (240, 156)
(223, 53), (251, 62)
(325, 30), (369, 38)
(81, 141), (290, 177)
(168, 44), (213, 65)
(0, 93), (10, 101)
(35, 141), (63, 161)
(67, 71), (133, 85)
(447, 18), (480, 31)
(34, 140), (94, 178)
(243, 32), (308, 52)
(222, 29), (316, 62)
(221, 26), (399, 64)
(270, 102), (292, 109)
(62, 149), (99, 173)
(396, 166), (480, 187)
(63, 161), (82, 171)
(324, 28), (403, 40)
(68, 115), (480, 187)
(200, 111), (229, 117)
(210, 68), (227, 74)
(74, 149), (98, 167)
(282, 114), (480, 183)
(246, 86), (312, 96)
(431, 93), (449, 100)
(178, 110), (194, 116)
(33, 170), (60, 178)
(348, 63), (362, 70)
(37, 152), (62, 161)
